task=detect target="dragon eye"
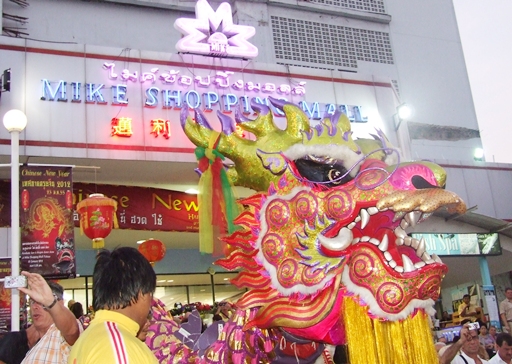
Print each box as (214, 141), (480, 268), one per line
(328, 169), (342, 184)
(294, 159), (354, 187)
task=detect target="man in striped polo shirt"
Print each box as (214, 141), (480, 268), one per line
(68, 247), (157, 364)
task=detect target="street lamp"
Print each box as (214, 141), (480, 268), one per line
(474, 148), (484, 162)
(3, 109), (27, 332)
(393, 103), (413, 161)
(394, 103), (413, 131)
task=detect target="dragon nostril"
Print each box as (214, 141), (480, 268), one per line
(411, 175), (439, 189)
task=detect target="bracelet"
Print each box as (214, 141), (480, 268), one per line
(42, 293), (59, 311)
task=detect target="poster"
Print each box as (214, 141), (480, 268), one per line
(20, 166), (76, 279)
(483, 285), (501, 330)
(0, 259), (11, 332)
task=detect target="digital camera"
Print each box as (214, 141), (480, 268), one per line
(468, 322), (480, 331)
(4, 275), (27, 289)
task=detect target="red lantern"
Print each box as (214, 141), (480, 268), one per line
(138, 239), (166, 266)
(76, 193), (118, 249)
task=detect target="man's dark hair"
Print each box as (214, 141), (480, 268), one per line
(47, 280), (64, 300)
(496, 333), (512, 347)
(70, 302), (84, 319)
(93, 247), (156, 311)
(463, 294), (470, 299)
(505, 287), (512, 293)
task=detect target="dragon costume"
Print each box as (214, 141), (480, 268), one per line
(147, 97), (466, 363)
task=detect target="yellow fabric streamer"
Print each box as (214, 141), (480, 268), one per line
(197, 131), (220, 254)
(343, 296), (438, 364)
(343, 297), (379, 363)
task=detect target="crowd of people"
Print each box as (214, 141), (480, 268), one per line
(437, 323), (512, 364)
(0, 247), (237, 364)
(1, 246), (512, 364)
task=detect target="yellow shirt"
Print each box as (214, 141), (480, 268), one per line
(68, 310), (157, 364)
(458, 303), (479, 322)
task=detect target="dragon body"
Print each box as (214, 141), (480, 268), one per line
(148, 98), (466, 363)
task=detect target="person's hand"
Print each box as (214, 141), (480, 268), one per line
(458, 324), (471, 345)
(18, 271), (55, 307)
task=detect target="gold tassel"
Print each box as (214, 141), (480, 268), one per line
(343, 296), (438, 364)
(343, 297), (379, 363)
(92, 238), (105, 249)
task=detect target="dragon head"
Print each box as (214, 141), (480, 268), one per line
(181, 97), (465, 350)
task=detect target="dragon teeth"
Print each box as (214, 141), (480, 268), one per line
(415, 238), (426, 258)
(432, 253), (443, 263)
(394, 266), (404, 273)
(411, 238), (420, 249)
(389, 260), (397, 268)
(395, 238), (404, 246)
(402, 254), (416, 272)
(394, 227), (407, 239)
(347, 222), (356, 229)
(360, 236), (370, 242)
(384, 251), (392, 261)
(393, 211), (405, 222)
(414, 261), (426, 269)
(404, 236), (412, 246)
(378, 234), (389, 251)
(421, 251), (432, 262)
(400, 220), (409, 230)
(369, 238), (380, 246)
(405, 211), (421, 227)
(360, 209), (370, 229)
(367, 207), (379, 215)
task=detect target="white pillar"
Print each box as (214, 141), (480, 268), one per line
(10, 129), (20, 332)
(3, 109), (27, 333)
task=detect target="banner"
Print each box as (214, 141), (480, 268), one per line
(0, 181), (200, 233)
(72, 183), (199, 233)
(20, 166), (76, 279)
(0, 259), (11, 332)
(410, 232), (501, 256)
(483, 285), (502, 330)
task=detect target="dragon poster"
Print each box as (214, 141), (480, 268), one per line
(20, 166), (76, 279)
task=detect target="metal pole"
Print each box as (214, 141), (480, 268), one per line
(210, 273), (215, 304)
(10, 130), (20, 332)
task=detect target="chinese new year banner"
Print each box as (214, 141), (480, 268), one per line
(0, 181), (199, 233)
(20, 166), (76, 279)
(73, 183), (199, 232)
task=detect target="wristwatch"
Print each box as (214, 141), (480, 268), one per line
(42, 293), (60, 310)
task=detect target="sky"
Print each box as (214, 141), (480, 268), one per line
(452, 0), (512, 163)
